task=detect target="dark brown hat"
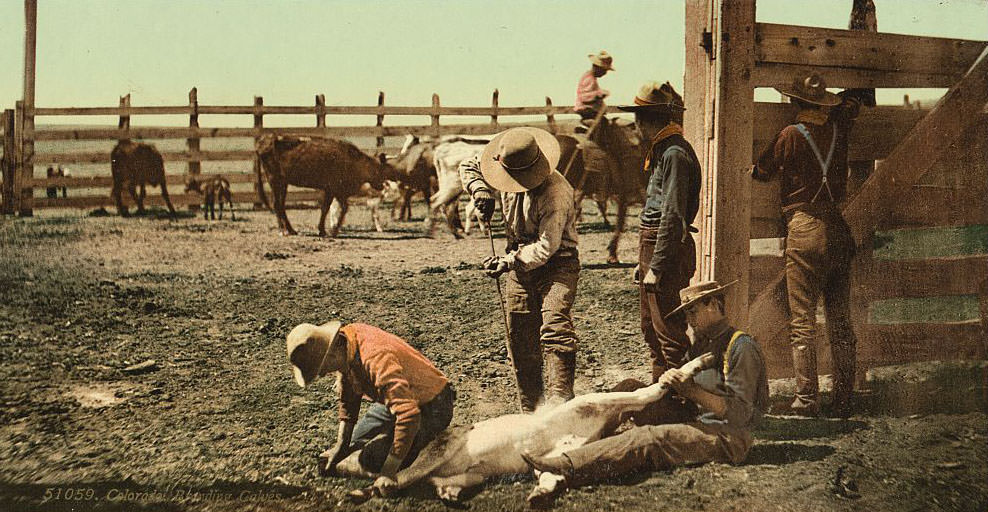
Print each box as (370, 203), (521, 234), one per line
(665, 280), (738, 319)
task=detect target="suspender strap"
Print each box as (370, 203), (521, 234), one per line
(723, 330), (747, 377)
(794, 123), (837, 203)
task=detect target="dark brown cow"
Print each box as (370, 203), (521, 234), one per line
(557, 121), (646, 264)
(110, 140), (176, 218)
(391, 135), (437, 221)
(255, 134), (403, 236)
(185, 175), (234, 220)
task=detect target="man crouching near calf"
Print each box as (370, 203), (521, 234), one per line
(286, 321), (455, 495)
(522, 281), (768, 508)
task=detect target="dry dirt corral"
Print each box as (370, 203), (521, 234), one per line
(1, 203), (985, 512)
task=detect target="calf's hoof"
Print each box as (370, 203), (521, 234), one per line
(526, 484), (565, 509)
(436, 485), (463, 503)
(347, 487), (377, 504)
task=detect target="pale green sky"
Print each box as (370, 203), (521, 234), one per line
(1, 0), (985, 126)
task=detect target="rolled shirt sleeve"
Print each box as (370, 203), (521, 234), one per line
(458, 154), (490, 197)
(338, 379), (362, 425)
(650, 147), (690, 272)
(504, 190), (571, 272)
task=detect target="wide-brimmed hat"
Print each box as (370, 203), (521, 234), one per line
(286, 321), (342, 388)
(775, 73), (840, 107)
(617, 81), (686, 112)
(588, 50), (615, 71)
(666, 280), (738, 319)
(480, 127), (561, 193)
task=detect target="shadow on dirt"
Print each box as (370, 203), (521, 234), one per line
(0, 479), (308, 512)
(744, 442), (837, 465)
(582, 262), (636, 270)
(754, 416), (868, 441)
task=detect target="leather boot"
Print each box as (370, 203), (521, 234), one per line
(544, 351), (576, 407)
(791, 344), (820, 417)
(830, 342), (856, 418)
(513, 354), (544, 413)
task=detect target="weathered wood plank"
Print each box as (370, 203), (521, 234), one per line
(853, 256), (988, 301)
(753, 62), (962, 89)
(888, 186), (988, 228)
(755, 23), (986, 76)
(32, 104), (626, 118)
(27, 172), (259, 188)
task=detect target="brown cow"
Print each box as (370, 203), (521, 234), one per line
(557, 121), (645, 264)
(255, 134), (403, 236)
(110, 140), (176, 218)
(391, 135), (437, 221)
(185, 175), (234, 220)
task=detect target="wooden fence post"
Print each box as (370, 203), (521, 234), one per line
(431, 93), (441, 138)
(545, 97), (556, 134)
(315, 94), (326, 129)
(118, 94), (130, 132)
(1, 109), (14, 214)
(13, 100), (29, 216)
(376, 91), (385, 151)
(253, 96), (266, 209)
(187, 88), (201, 184)
(490, 89), (499, 131)
(20, 0), (36, 217)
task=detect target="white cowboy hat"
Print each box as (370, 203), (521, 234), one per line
(286, 321), (342, 388)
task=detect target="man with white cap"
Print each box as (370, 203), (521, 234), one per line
(521, 280), (768, 508)
(460, 127), (580, 412)
(286, 321), (455, 495)
(617, 81), (701, 385)
(752, 73), (861, 417)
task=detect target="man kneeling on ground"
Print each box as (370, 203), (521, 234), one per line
(522, 281), (768, 508)
(286, 321), (455, 496)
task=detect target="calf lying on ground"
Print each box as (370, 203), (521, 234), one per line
(185, 176), (234, 220)
(342, 352), (715, 504)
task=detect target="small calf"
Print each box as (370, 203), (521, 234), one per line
(185, 176), (234, 220)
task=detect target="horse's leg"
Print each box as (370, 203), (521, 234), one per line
(226, 189), (235, 220)
(112, 179), (128, 217)
(573, 189), (585, 224)
(274, 179), (295, 235)
(160, 183), (176, 218)
(318, 189), (332, 236)
(607, 197), (627, 264)
(135, 183), (146, 214)
(128, 183), (141, 214)
(332, 197), (349, 238)
(596, 194), (609, 226)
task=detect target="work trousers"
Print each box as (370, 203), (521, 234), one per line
(639, 227), (695, 381)
(784, 206), (858, 412)
(561, 421), (753, 486)
(505, 253), (580, 411)
(349, 384), (456, 472)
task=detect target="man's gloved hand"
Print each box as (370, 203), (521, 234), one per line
(482, 255), (510, 278)
(474, 190), (496, 223)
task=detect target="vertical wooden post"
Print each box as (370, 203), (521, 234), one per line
(315, 94), (326, 129)
(19, 0), (37, 216)
(545, 97), (556, 134)
(685, 0), (714, 278)
(490, 89), (499, 131)
(1, 109), (14, 214)
(187, 87), (201, 178)
(430, 93), (441, 138)
(14, 101), (28, 216)
(118, 94), (131, 132)
(376, 91), (385, 151)
(253, 96), (265, 209)
(845, 0), (878, 200)
(696, 0), (756, 326)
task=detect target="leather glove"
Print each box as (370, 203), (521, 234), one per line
(482, 255), (510, 278)
(474, 190), (496, 223)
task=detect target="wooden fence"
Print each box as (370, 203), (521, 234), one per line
(686, 0), (988, 379)
(3, 88), (599, 213)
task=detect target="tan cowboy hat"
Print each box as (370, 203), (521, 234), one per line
(775, 73), (840, 107)
(286, 320), (342, 388)
(588, 50), (615, 71)
(617, 81), (686, 112)
(480, 127), (561, 193)
(665, 280), (739, 319)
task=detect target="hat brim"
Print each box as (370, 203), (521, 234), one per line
(480, 128), (561, 193)
(617, 102), (687, 113)
(289, 320), (342, 388)
(664, 281), (739, 319)
(776, 88), (841, 107)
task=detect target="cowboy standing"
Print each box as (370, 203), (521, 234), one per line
(461, 127), (580, 412)
(286, 321), (456, 494)
(752, 73), (861, 417)
(618, 81), (701, 383)
(574, 51), (614, 122)
(522, 280), (769, 508)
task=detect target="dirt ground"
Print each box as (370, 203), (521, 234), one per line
(1, 201), (985, 512)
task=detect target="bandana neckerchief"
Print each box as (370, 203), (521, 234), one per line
(643, 122), (684, 172)
(796, 108), (829, 126)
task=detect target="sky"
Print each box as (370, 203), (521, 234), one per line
(0, 0), (986, 127)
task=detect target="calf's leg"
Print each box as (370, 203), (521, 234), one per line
(318, 190), (332, 236)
